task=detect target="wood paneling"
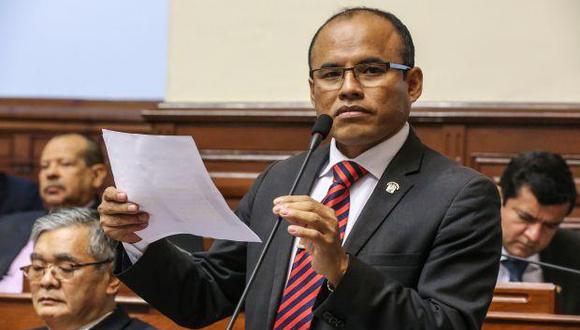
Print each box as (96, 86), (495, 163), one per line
(143, 101), (580, 229)
(0, 98), (156, 181)
(1, 98), (579, 227)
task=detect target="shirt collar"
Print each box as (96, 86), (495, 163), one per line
(501, 247), (541, 270)
(320, 122), (410, 179)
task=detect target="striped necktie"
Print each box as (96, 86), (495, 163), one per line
(273, 160), (368, 330)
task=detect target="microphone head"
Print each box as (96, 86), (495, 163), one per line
(311, 114), (333, 139)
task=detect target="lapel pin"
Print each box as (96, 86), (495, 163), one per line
(385, 181), (400, 194)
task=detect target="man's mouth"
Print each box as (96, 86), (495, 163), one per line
(44, 184), (64, 195)
(334, 106), (371, 119)
(38, 297), (64, 304)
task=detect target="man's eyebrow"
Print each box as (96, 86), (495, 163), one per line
(30, 253), (80, 263)
(30, 253), (45, 261)
(319, 62), (341, 69)
(53, 253), (80, 263)
(515, 209), (537, 222)
(318, 57), (388, 69)
(358, 57), (387, 64)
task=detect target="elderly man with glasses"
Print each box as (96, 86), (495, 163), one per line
(22, 208), (158, 330)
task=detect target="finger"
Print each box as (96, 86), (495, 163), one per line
(103, 186), (127, 202)
(275, 207), (329, 233)
(273, 195), (315, 205)
(274, 200), (335, 219)
(288, 225), (329, 245)
(100, 213), (149, 228)
(98, 200), (141, 215)
(104, 228), (143, 244)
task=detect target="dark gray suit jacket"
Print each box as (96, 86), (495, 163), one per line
(115, 131), (502, 329)
(541, 229), (580, 315)
(0, 173), (43, 217)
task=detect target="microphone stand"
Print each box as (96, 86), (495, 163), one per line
(501, 254), (580, 276)
(225, 115), (332, 330)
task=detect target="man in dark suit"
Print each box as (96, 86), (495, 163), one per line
(23, 208), (158, 330)
(99, 7), (501, 330)
(498, 151), (579, 314)
(0, 172), (43, 216)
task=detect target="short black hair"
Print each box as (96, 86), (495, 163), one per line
(53, 133), (104, 166)
(308, 7), (415, 72)
(499, 151), (577, 215)
(80, 134), (105, 166)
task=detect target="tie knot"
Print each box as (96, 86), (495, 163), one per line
(332, 161), (368, 188)
(502, 258), (529, 282)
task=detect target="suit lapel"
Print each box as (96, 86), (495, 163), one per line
(344, 131), (424, 256)
(265, 145), (330, 329)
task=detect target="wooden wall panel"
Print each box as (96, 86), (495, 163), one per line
(1, 99), (579, 228)
(143, 102), (580, 229)
(0, 98), (156, 181)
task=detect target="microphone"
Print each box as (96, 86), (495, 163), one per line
(501, 254), (580, 276)
(226, 114), (333, 330)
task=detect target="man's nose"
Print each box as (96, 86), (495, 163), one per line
(524, 223), (543, 243)
(39, 266), (60, 288)
(338, 69), (364, 101)
(43, 163), (60, 179)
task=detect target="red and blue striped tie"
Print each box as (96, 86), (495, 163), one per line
(273, 160), (368, 330)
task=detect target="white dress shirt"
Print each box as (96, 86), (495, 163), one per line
(497, 247), (544, 283)
(0, 240), (33, 293)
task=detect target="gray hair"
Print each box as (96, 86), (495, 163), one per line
(31, 208), (116, 265)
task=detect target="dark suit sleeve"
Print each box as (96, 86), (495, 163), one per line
(113, 168), (270, 328)
(313, 175), (502, 330)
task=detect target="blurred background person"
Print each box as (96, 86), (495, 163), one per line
(0, 171), (43, 216)
(498, 151), (580, 314)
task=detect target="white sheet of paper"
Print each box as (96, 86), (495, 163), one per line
(102, 129), (261, 243)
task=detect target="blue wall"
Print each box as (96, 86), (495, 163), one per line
(0, 0), (167, 100)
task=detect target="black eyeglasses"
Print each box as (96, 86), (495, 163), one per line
(20, 258), (113, 282)
(310, 62), (411, 90)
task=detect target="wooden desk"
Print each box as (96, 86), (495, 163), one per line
(0, 293), (244, 330)
(490, 282), (558, 313)
(484, 311), (580, 330)
(5, 277), (577, 330)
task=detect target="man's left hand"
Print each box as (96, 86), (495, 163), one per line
(273, 195), (348, 287)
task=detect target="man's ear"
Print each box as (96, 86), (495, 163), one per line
(406, 67), (423, 103)
(90, 164), (108, 189)
(106, 271), (121, 296)
(309, 78), (316, 108)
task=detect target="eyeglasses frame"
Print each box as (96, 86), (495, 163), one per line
(20, 258), (113, 281)
(309, 61), (411, 90)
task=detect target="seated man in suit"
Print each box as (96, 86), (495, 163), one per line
(99, 7), (501, 330)
(498, 151), (579, 314)
(0, 172), (43, 216)
(23, 208), (158, 330)
(0, 133), (108, 293)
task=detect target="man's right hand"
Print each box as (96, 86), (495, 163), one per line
(98, 186), (149, 243)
